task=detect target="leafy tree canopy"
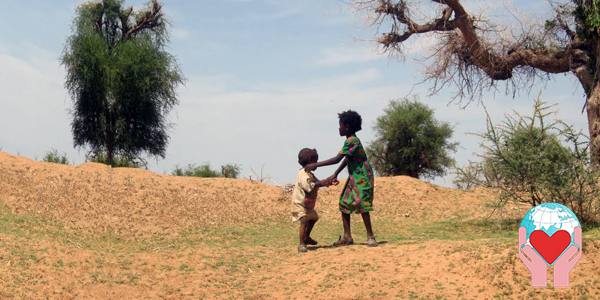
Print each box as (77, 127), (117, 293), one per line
(367, 97), (457, 179)
(62, 0), (183, 166)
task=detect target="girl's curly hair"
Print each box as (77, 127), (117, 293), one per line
(338, 110), (362, 132)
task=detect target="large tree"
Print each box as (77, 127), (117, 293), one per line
(362, 0), (600, 165)
(62, 0), (183, 166)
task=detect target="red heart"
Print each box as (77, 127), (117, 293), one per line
(529, 230), (571, 264)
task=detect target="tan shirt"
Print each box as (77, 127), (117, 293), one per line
(291, 169), (319, 222)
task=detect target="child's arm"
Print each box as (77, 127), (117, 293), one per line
(299, 175), (331, 196)
(324, 158), (347, 184)
(332, 157), (348, 178)
(304, 153), (344, 170)
(312, 175), (332, 188)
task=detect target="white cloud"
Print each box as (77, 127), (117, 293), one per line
(0, 22), (588, 190)
(0, 44), (403, 185)
(157, 68), (408, 183)
(316, 44), (385, 66)
(1, 45), (586, 188)
(0, 46), (84, 163)
(171, 27), (191, 41)
(403, 32), (440, 57)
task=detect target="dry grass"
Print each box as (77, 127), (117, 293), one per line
(0, 152), (288, 238)
(0, 151), (517, 239)
(1, 151), (599, 299)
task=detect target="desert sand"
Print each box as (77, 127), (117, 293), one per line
(1, 151), (599, 299)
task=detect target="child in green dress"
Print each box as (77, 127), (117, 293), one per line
(304, 110), (377, 247)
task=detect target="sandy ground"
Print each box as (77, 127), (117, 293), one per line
(0, 152), (504, 236)
(0, 151), (598, 299)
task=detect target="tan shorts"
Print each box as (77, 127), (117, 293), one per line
(291, 208), (319, 223)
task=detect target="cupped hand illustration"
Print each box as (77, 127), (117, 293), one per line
(553, 226), (582, 288)
(518, 227), (547, 288)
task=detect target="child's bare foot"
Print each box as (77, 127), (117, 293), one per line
(367, 236), (378, 247)
(304, 237), (318, 245)
(332, 235), (354, 247)
(298, 244), (308, 253)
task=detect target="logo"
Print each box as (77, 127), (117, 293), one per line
(517, 203), (582, 288)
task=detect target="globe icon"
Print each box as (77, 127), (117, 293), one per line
(519, 202), (581, 265)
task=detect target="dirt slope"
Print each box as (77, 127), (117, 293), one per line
(2, 151), (598, 299)
(0, 151), (504, 238)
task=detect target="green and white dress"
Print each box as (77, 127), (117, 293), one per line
(339, 135), (374, 214)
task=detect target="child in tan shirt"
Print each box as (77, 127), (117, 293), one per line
(292, 148), (337, 253)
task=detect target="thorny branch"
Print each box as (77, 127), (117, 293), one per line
(368, 0), (594, 102)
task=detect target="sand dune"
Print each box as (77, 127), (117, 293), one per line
(0, 151), (507, 238)
(2, 151), (597, 299)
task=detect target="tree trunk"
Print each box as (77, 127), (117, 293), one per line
(105, 106), (115, 167)
(586, 84), (600, 166)
(107, 143), (114, 167)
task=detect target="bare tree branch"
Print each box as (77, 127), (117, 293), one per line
(125, 0), (164, 39)
(556, 13), (576, 40)
(372, 0), (593, 96)
(376, 1), (456, 46)
(119, 6), (133, 37)
(439, 0), (573, 79)
(359, 0), (600, 166)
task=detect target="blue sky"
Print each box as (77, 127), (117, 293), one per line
(0, 0), (589, 187)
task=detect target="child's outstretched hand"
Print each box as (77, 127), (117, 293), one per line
(326, 175), (339, 186)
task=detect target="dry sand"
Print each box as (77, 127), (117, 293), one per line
(0, 151), (598, 299)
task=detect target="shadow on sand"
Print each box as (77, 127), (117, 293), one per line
(307, 240), (388, 251)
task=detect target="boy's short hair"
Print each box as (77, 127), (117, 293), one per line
(338, 110), (362, 132)
(298, 148), (316, 167)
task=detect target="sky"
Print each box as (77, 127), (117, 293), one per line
(0, 0), (590, 187)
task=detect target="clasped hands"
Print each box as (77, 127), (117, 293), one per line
(304, 163), (339, 187)
(517, 226), (582, 288)
(322, 175), (339, 187)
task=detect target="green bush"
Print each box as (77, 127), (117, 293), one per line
(453, 159), (501, 190)
(454, 99), (600, 223)
(220, 164), (241, 179)
(453, 161), (484, 190)
(172, 163), (240, 178)
(42, 149), (69, 165)
(367, 96), (457, 179)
